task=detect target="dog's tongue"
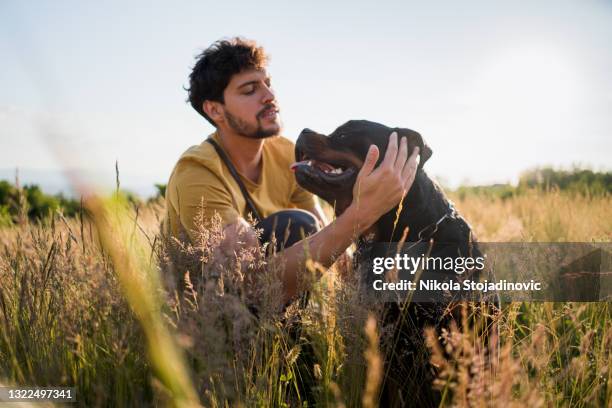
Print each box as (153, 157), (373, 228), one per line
(290, 160), (310, 172)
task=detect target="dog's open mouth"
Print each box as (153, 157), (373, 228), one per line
(292, 129), (361, 207)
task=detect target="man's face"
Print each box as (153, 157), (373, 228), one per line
(220, 69), (281, 139)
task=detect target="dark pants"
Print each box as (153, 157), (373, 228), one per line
(255, 209), (320, 253)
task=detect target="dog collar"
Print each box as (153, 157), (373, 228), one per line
(416, 200), (458, 242)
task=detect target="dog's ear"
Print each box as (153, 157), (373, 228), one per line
(396, 128), (432, 169)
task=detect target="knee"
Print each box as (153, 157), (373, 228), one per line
(257, 210), (320, 251)
(279, 209), (319, 235)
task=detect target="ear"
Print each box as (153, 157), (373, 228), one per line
(203, 100), (224, 124)
(396, 128), (432, 169)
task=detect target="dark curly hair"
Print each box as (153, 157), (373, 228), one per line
(187, 37), (269, 126)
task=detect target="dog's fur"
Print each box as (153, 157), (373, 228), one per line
(293, 120), (495, 406)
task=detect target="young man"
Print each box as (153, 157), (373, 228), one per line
(165, 37), (420, 303)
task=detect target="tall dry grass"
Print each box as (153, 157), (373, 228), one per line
(452, 188), (612, 242)
(0, 189), (610, 407)
(0, 206), (153, 406)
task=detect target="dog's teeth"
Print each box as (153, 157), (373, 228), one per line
(320, 167), (345, 175)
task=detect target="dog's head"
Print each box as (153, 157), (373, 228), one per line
(292, 120), (432, 213)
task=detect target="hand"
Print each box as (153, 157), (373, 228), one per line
(348, 132), (419, 232)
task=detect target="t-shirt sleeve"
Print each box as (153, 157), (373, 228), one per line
(167, 160), (240, 239)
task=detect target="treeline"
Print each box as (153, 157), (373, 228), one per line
(0, 180), (82, 227)
(0, 180), (166, 227)
(454, 167), (611, 200)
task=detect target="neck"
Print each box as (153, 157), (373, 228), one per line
(216, 127), (264, 182)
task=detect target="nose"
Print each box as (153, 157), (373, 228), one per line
(261, 83), (275, 103)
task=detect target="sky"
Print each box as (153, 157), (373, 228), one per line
(1, 0), (611, 196)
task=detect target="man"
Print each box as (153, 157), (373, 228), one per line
(165, 37), (420, 304)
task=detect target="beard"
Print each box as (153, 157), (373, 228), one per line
(224, 107), (280, 139)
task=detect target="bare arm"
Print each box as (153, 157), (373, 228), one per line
(221, 132), (420, 303)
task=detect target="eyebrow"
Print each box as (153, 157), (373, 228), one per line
(237, 80), (258, 90)
(237, 77), (272, 90)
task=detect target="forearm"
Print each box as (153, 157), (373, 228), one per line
(272, 204), (375, 303)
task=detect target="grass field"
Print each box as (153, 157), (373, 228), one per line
(0, 189), (610, 407)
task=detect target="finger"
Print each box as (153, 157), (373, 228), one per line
(394, 136), (408, 172)
(357, 144), (379, 180)
(401, 146), (420, 184)
(380, 131), (398, 169)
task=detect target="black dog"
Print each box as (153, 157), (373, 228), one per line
(293, 120), (496, 406)
(293, 120), (475, 246)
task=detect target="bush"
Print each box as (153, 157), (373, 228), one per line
(0, 205), (12, 227)
(518, 166), (611, 195)
(0, 180), (81, 222)
(453, 167), (611, 200)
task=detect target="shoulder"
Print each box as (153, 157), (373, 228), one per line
(178, 139), (221, 169)
(168, 139), (225, 189)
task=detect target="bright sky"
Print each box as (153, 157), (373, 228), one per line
(1, 0), (610, 195)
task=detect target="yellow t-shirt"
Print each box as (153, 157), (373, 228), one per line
(164, 132), (316, 240)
